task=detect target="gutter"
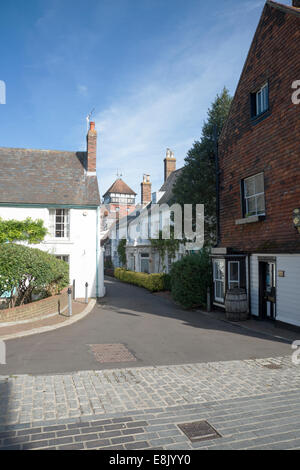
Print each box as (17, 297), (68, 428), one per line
(0, 202), (99, 209)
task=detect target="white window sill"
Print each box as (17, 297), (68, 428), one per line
(43, 239), (73, 245)
(213, 301), (225, 307)
(235, 215), (265, 225)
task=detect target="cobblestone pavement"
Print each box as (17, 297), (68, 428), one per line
(0, 355), (300, 449)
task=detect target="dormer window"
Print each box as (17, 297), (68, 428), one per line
(251, 83), (269, 118)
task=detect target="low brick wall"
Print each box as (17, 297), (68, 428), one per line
(0, 288), (69, 323)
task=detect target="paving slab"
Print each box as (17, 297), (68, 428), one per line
(0, 363), (300, 450)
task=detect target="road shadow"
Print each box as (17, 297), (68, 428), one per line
(102, 277), (294, 346)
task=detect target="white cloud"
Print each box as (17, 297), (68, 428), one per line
(70, 1), (265, 200)
(95, 33), (251, 199)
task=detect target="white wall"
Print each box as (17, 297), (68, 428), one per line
(250, 253), (300, 326)
(0, 206), (105, 298)
(276, 254), (300, 327)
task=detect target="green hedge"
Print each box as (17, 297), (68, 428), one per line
(0, 243), (69, 307)
(170, 250), (212, 309)
(114, 268), (166, 292)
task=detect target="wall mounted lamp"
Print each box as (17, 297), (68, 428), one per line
(293, 208), (300, 234)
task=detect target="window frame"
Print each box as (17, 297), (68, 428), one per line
(49, 209), (70, 240)
(228, 261), (240, 290)
(55, 254), (70, 264)
(251, 82), (269, 118)
(243, 172), (265, 217)
(213, 259), (225, 303)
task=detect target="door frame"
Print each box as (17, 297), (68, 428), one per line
(258, 257), (276, 320)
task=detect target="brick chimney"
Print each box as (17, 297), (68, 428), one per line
(86, 121), (97, 173)
(293, 0), (300, 7)
(141, 174), (152, 205)
(164, 148), (176, 182)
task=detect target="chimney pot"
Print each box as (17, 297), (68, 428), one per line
(141, 174), (152, 205)
(90, 121), (95, 131)
(164, 148), (176, 182)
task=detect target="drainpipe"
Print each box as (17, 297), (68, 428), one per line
(96, 206), (99, 298)
(213, 125), (220, 246)
(247, 253), (251, 316)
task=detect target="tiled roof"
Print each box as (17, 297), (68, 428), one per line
(103, 178), (137, 197)
(0, 147), (100, 206)
(267, 1), (300, 17)
(158, 168), (183, 204)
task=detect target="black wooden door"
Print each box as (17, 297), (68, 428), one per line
(259, 261), (276, 319)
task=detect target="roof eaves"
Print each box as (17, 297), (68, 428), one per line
(267, 1), (300, 17)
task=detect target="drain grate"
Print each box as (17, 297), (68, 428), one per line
(262, 363), (282, 369)
(177, 420), (221, 443)
(88, 343), (137, 363)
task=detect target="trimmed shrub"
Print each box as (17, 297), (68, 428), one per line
(0, 243), (69, 307)
(114, 268), (165, 292)
(170, 250), (212, 309)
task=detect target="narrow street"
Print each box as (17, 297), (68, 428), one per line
(0, 278), (299, 450)
(1, 277), (291, 375)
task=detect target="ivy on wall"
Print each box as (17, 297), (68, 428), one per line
(0, 217), (47, 244)
(150, 229), (181, 272)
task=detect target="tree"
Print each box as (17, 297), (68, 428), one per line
(172, 87), (232, 246)
(117, 239), (127, 267)
(170, 250), (212, 309)
(0, 217), (47, 244)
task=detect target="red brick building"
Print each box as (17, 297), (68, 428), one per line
(100, 178), (137, 267)
(101, 178), (137, 231)
(211, 1), (300, 327)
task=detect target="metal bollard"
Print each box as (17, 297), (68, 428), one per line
(85, 282), (89, 304)
(68, 287), (72, 316)
(72, 279), (76, 300)
(207, 286), (211, 312)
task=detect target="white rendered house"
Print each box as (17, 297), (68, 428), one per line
(0, 121), (105, 299)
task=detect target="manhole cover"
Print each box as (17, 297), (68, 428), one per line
(262, 363), (282, 369)
(177, 420), (221, 443)
(88, 344), (137, 363)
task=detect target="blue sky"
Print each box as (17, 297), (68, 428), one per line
(0, 0), (291, 200)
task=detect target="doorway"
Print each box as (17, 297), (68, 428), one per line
(259, 260), (276, 320)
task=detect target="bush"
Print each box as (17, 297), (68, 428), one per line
(117, 239), (127, 267)
(0, 243), (69, 307)
(104, 258), (113, 269)
(114, 268), (165, 292)
(170, 250), (212, 309)
(162, 273), (171, 291)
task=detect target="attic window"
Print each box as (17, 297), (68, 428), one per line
(251, 83), (269, 118)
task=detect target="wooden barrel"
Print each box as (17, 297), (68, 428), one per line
(225, 288), (248, 321)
